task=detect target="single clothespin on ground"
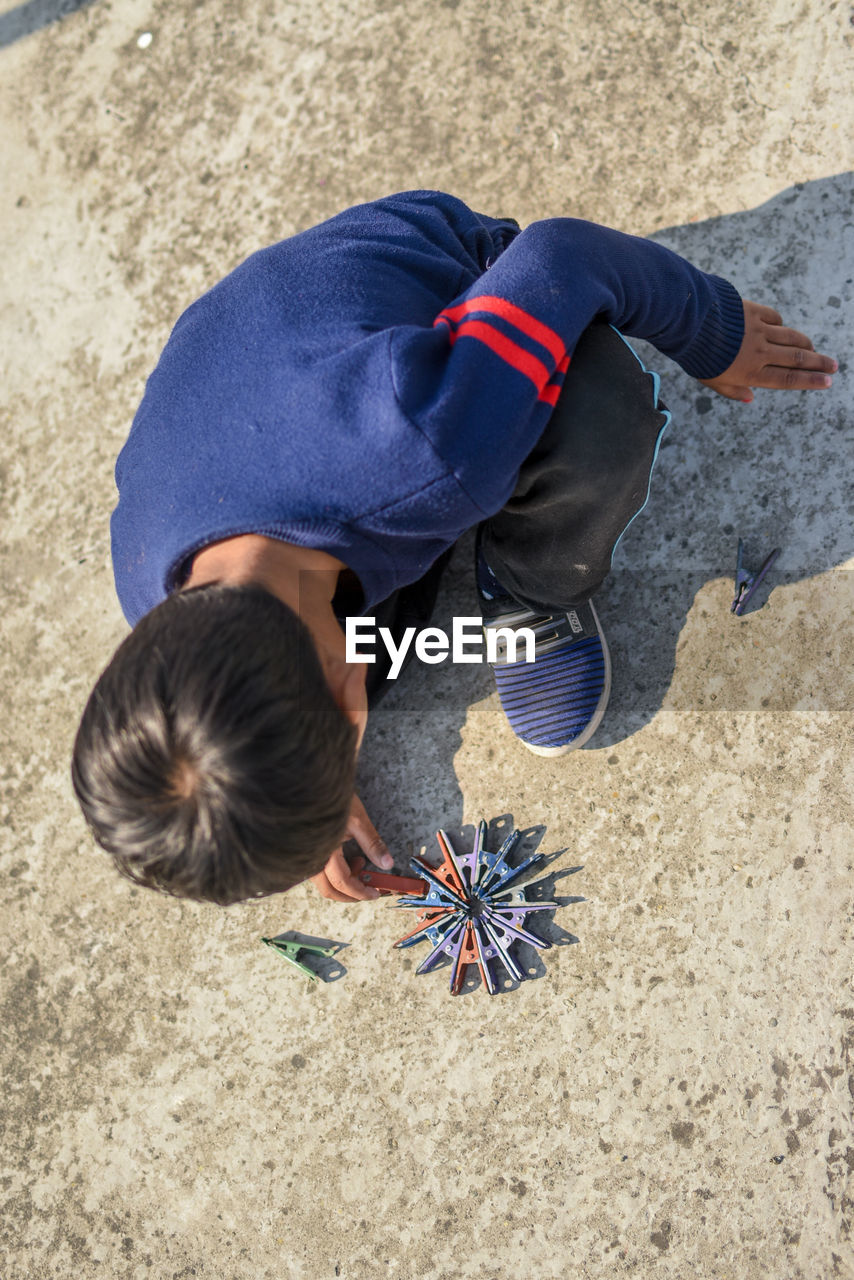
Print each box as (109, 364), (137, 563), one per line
(731, 538), (781, 616)
(261, 935), (339, 981)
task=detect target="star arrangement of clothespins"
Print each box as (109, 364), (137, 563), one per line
(356, 821), (558, 995)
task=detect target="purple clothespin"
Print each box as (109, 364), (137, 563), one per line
(731, 539), (781, 616)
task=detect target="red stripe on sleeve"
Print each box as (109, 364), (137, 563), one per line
(435, 295), (565, 364)
(538, 354), (571, 406)
(444, 317), (552, 394)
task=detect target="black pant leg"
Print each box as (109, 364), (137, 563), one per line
(480, 324), (669, 613)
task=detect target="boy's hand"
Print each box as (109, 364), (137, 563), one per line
(310, 794), (394, 902)
(701, 300), (838, 403)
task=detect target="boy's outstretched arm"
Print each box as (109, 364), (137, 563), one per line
(701, 300), (838, 403)
(310, 793), (394, 902)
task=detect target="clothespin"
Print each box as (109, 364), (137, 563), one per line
(392, 823), (558, 996)
(731, 538), (781, 616)
(349, 854), (428, 897)
(261, 935), (338, 981)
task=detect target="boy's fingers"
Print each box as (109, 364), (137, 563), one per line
(310, 871), (356, 903)
(704, 300), (836, 400)
(346, 805), (394, 870)
(312, 848), (380, 902)
(765, 342), (837, 373)
(756, 365), (834, 392)
(765, 325), (814, 351)
(746, 302), (782, 326)
(309, 866), (353, 902)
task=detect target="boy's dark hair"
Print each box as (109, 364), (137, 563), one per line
(71, 583), (357, 905)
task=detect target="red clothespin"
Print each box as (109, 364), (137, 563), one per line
(349, 854), (428, 897)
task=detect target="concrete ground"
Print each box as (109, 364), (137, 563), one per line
(1, 0), (852, 1276)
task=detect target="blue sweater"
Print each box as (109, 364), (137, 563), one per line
(112, 190), (744, 625)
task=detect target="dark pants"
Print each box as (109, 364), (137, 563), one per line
(364, 324), (669, 705)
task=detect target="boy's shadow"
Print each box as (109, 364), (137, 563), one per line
(356, 580), (495, 863)
(594, 171), (852, 741)
(359, 172), (853, 835)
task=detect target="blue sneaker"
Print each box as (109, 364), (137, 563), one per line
(476, 550), (611, 756)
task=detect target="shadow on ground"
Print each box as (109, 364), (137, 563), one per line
(358, 172), (853, 807)
(0, 0), (97, 48)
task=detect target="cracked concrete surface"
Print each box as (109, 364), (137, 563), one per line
(1, 1), (852, 1277)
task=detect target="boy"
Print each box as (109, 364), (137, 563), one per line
(71, 191), (836, 906)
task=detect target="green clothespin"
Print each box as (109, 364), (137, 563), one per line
(261, 935), (338, 982)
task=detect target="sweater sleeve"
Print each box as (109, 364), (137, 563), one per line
(389, 215), (744, 514)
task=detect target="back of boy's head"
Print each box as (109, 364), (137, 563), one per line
(71, 583), (357, 905)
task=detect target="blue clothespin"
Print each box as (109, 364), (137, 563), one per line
(731, 539), (781, 616)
